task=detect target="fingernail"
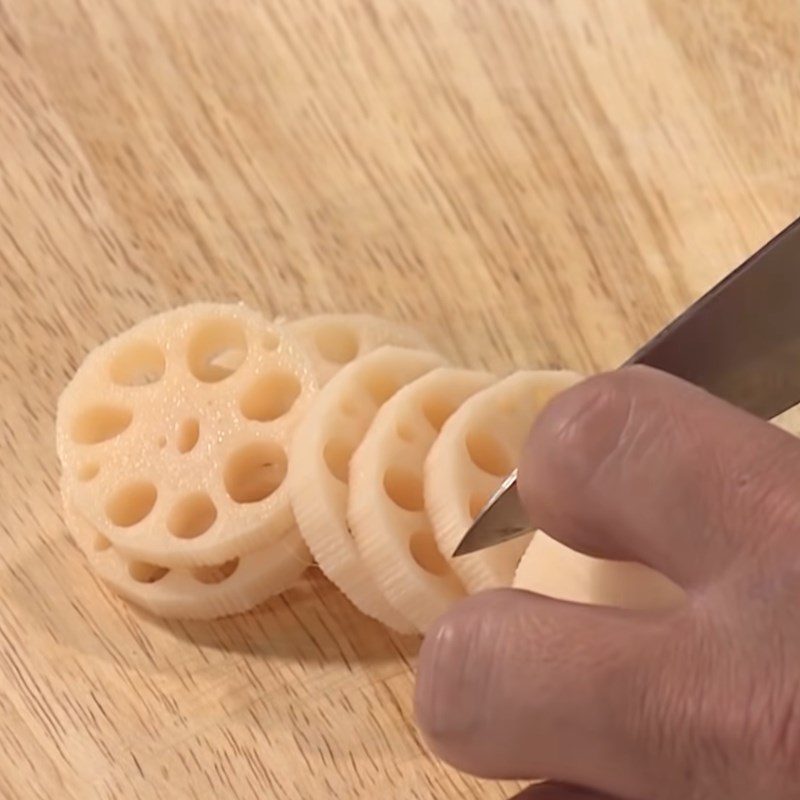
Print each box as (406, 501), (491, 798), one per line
(415, 609), (484, 743)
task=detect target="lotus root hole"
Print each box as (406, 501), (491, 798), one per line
(314, 324), (358, 364)
(167, 493), (218, 539)
(176, 418), (200, 453)
(323, 437), (353, 483)
(409, 531), (449, 576)
(77, 462), (100, 482)
(422, 394), (456, 432)
(106, 481), (157, 527)
(128, 562), (169, 583)
(109, 341), (165, 386)
(187, 318), (247, 382)
(262, 330), (280, 351)
(225, 441), (287, 503)
(383, 466), (425, 512)
(363, 369), (397, 405)
(466, 429), (512, 477)
(71, 405), (132, 445)
(469, 491), (492, 520)
(191, 558), (240, 584)
(240, 370), (301, 422)
(94, 534), (111, 552)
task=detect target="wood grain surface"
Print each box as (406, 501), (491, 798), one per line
(1, 1), (798, 797)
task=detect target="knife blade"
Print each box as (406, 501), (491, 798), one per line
(455, 214), (800, 557)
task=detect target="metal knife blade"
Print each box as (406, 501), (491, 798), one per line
(455, 215), (800, 557)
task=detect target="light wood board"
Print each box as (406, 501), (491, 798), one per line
(1, 1), (798, 797)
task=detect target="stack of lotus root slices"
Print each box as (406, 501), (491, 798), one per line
(57, 303), (682, 630)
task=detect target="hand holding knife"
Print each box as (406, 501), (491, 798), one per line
(456, 215), (800, 557)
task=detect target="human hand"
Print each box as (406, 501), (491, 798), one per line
(415, 366), (800, 799)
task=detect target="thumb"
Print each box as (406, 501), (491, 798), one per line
(414, 589), (666, 798)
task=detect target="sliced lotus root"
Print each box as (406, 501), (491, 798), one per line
(513, 533), (684, 611)
(57, 303), (317, 568)
(286, 313), (431, 385)
(63, 501), (311, 620)
(348, 367), (494, 632)
(288, 346), (447, 633)
(425, 370), (582, 594)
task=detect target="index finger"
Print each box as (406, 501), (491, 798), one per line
(518, 366), (800, 588)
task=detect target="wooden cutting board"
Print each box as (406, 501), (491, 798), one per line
(1, 1), (797, 797)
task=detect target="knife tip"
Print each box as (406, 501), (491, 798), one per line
(451, 535), (474, 558)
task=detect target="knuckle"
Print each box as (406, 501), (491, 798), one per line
(631, 640), (705, 779)
(730, 662), (800, 792)
(626, 619), (744, 796)
(631, 618), (800, 797)
(752, 671), (800, 787)
(721, 439), (800, 551)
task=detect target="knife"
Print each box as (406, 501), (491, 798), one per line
(455, 214), (800, 557)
